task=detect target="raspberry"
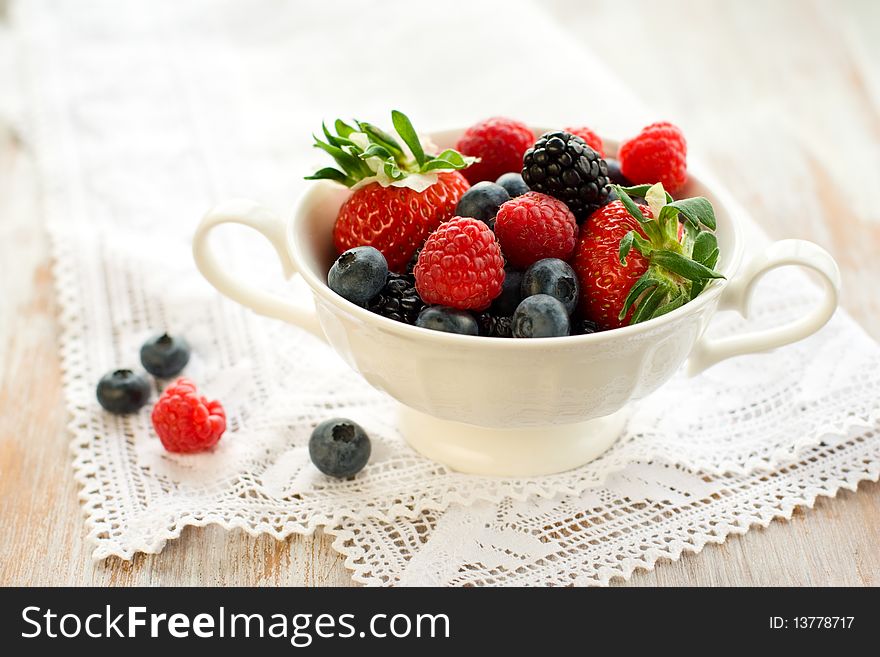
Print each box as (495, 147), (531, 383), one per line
(151, 378), (226, 453)
(564, 126), (605, 157)
(618, 121), (688, 193)
(414, 217), (505, 310)
(493, 192), (578, 269)
(455, 117), (534, 184)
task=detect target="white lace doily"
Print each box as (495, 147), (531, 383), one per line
(328, 429), (880, 586)
(18, 0), (880, 578)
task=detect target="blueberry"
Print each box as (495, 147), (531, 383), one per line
(96, 369), (151, 414)
(605, 158), (630, 186)
(328, 246), (388, 305)
(140, 333), (191, 378)
(490, 266), (524, 316)
(521, 258), (580, 315)
(415, 306), (478, 335)
(495, 172), (529, 197)
(454, 181), (510, 228)
(512, 294), (570, 338)
(309, 418), (371, 478)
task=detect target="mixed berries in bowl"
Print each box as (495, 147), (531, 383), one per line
(313, 112), (722, 339)
(192, 111), (753, 429)
(190, 109), (836, 469)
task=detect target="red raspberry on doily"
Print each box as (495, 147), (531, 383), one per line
(151, 378), (226, 453)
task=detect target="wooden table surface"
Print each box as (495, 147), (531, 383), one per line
(2, 0), (878, 586)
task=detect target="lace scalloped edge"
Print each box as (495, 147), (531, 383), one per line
(76, 409), (879, 561)
(324, 445), (880, 586)
(79, 432), (880, 562)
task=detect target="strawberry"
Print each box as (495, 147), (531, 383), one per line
(306, 111), (475, 272)
(572, 183), (723, 330)
(573, 201), (652, 329)
(333, 172), (469, 271)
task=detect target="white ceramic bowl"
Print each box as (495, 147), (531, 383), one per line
(193, 128), (840, 476)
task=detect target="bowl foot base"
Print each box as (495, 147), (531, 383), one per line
(398, 406), (628, 477)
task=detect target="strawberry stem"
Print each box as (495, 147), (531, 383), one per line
(614, 184), (724, 323)
(306, 111), (476, 188)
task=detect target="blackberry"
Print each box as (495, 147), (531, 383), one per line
(571, 317), (600, 335)
(477, 313), (513, 338)
(522, 131), (610, 222)
(367, 272), (424, 324)
(405, 248), (421, 276)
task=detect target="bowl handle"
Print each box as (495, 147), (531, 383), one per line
(687, 239), (841, 375)
(192, 199), (324, 339)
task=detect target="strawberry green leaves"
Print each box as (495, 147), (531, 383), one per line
(356, 121), (404, 157)
(616, 186), (664, 243)
(306, 110), (475, 188)
(309, 136), (372, 181)
(613, 183), (723, 324)
(391, 109), (425, 167)
(616, 186), (648, 223)
(619, 274), (662, 319)
(649, 250), (724, 282)
(666, 196), (716, 230)
(691, 231), (720, 270)
(618, 229), (653, 266)
(422, 149), (468, 172)
(644, 183), (669, 220)
(334, 119), (356, 138)
(616, 184), (674, 205)
(689, 231), (720, 299)
(304, 167), (350, 185)
(618, 231), (635, 264)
